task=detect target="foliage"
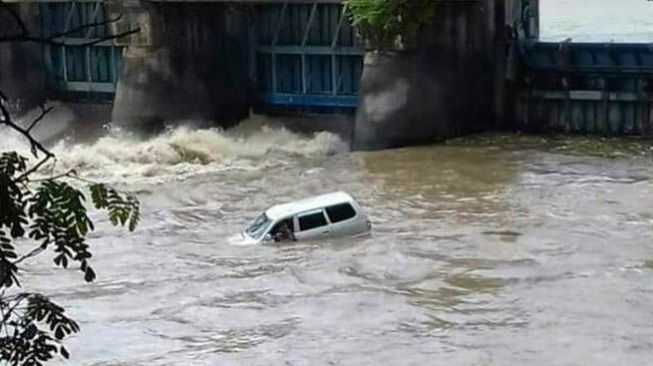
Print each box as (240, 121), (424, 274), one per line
(344, 0), (436, 49)
(0, 1), (141, 363)
(0, 151), (139, 365)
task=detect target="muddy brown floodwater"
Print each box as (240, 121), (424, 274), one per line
(8, 122), (653, 365)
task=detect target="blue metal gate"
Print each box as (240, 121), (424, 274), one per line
(519, 43), (653, 135)
(39, 1), (122, 95)
(255, 3), (363, 111)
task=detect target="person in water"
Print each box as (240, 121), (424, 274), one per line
(274, 222), (296, 242)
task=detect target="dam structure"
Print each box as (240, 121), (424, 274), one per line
(1, 0), (651, 148)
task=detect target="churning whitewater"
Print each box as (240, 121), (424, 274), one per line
(1, 116), (349, 185)
(11, 118), (652, 366)
(47, 122), (349, 184)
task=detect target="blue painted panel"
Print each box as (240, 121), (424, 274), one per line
(524, 42), (653, 73)
(337, 55), (363, 95)
(39, 2), (122, 94)
(255, 3), (363, 111)
(265, 93), (358, 108)
(306, 55), (331, 93)
(277, 54), (302, 93)
(519, 42), (653, 135)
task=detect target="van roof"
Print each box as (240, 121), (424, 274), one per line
(265, 191), (355, 220)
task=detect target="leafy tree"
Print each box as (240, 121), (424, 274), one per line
(0, 148), (139, 365)
(1, 1), (140, 364)
(344, 0), (436, 49)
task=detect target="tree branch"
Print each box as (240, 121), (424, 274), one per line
(75, 27), (141, 47)
(0, 1), (139, 181)
(0, 109), (53, 159)
(1, 293), (32, 326)
(0, 302), (11, 337)
(28, 168), (77, 183)
(4, 27), (140, 47)
(14, 155), (53, 183)
(0, 1), (140, 47)
(13, 246), (46, 266)
(0, 0), (28, 39)
(44, 13), (124, 40)
(26, 104), (54, 133)
(1, 94), (55, 181)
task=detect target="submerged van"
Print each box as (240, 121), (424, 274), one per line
(234, 192), (371, 245)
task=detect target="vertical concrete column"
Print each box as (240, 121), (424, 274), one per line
(111, 1), (251, 132)
(529, 0), (540, 40)
(353, 0), (504, 150)
(0, 2), (46, 106)
(352, 50), (451, 150)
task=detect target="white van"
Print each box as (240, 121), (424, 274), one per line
(234, 192), (371, 245)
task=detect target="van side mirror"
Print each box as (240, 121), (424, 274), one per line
(264, 234), (273, 242)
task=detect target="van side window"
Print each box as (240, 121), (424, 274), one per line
(325, 203), (356, 223)
(298, 211), (328, 231)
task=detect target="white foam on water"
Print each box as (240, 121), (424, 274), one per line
(47, 121), (348, 184)
(0, 126), (28, 152)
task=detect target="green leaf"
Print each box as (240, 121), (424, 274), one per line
(89, 183), (109, 209)
(84, 266), (96, 283)
(344, 0), (436, 48)
(24, 324), (38, 339)
(0, 231), (20, 288)
(128, 205), (140, 232)
(54, 327), (64, 340)
(91, 184), (140, 231)
(60, 346), (69, 359)
(1, 148), (139, 363)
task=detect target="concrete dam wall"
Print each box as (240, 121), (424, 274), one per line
(353, 0), (522, 149)
(112, 2), (250, 130)
(2, 0), (651, 149)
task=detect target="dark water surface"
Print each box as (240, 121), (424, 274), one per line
(14, 126), (653, 365)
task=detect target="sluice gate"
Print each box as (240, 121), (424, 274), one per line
(254, 3), (363, 112)
(2, 0), (653, 140)
(38, 1), (122, 97)
(33, 1), (363, 113)
(517, 42), (653, 135)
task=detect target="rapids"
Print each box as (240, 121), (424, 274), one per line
(5, 119), (652, 365)
(3, 3), (653, 363)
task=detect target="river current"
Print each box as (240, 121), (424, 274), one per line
(4, 119), (651, 365)
(3, 3), (653, 362)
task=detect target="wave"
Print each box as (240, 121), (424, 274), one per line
(44, 119), (348, 183)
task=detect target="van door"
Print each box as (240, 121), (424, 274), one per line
(268, 217), (296, 242)
(324, 202), (359, 236)
(295, 209), (330, 241)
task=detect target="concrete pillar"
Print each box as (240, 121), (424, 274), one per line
(352, 51), (451, 150)
(111, 1), (251, 132)
(353, 0), (502, 150)
(0, 3), (46, 106)
(529, 0), (540, 40)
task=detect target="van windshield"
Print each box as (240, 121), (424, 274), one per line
(245, 213), (272, 239)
